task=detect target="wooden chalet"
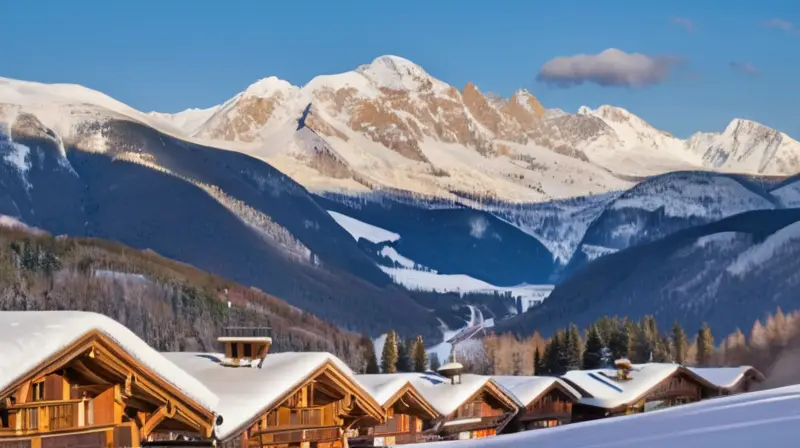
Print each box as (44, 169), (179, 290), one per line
(349, 375), (440, 447)
(492, 376), (581, 432)
(400, 364), (519, 441)
(0, 311), (218, 448)
(561, 360), (718, 422)
(162, 327), (385, 448)
(688, 366), (765, 395)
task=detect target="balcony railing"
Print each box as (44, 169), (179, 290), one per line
(523, 402), (571, 420)
(256, 426), (339, 445)
(220, 327), (272, 338)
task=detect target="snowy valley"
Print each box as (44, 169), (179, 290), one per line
(1, 54), (800, 346)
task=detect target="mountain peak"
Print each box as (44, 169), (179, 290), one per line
(356, 55), (433, 91)
(510, 89), (545, 117)
(242, 76), (296, 98)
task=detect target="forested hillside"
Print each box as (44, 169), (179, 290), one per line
(0, 219), (372, 369)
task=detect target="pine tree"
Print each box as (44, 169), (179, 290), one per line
(566, 324), (583, 371)
(380, 331), (398, 373)
(543, 331), (564, 375)
(365, 340), (380, 374)
(396, 338), (413, 372)
(696, 323), (715, 366)
(583, 325), (605, 369)
(429, 352), (441, 371)
(654, 335), (672, 363)
(552, 329), (569, 374)
(533, 347), (541, 375)
(608, 326), (630, 361)
(672, 321), (688, 365)
(412, 335), (428, 372)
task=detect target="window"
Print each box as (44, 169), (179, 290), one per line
(231, 343), (239, 359)
(32, 380), (45, 401)
(244, 344), (252, 358)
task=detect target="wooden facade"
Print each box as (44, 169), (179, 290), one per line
(569, 368), (716, 422)
(505, 384), (576, 433)
(215, 362), (385, 448)
(349, 384), (439, 447)
(0, 330), (215, 448)
(436, 383), (517, 441)
(717, 368), (764, 396)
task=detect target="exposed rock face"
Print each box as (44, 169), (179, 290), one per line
(193, 56), (606, 164)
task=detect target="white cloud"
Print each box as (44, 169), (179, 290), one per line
(536, 48), (682, 88)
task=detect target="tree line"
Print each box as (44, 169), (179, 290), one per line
(361, 330), (438, 374)
(454, 307), (800, 382)
(0, 227), (374, 369)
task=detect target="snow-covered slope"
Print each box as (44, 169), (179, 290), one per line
(148, 106), (219, 135)
(404, 384), (800, 448)
(685, 119), (800, 175)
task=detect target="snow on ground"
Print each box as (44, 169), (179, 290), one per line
(404, 384), (800, 448)
(580, 244), (618, 261)
(0, 214), (46, 235)
(727, 220), (800, 277)
(379, 246), (416, 268)
(93, 270), (150, 284)
(610, 174), (775, 218)
(327, 210), (400, 243)
(380, 266), (553, 304)
(694, 232), (741, 249)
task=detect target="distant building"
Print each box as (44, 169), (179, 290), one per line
(561, 361), (719, 422)
(687, 366), (765, 395)
(492, 376), (581, 432)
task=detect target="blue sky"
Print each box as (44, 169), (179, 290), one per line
(1, 0), (798, 138)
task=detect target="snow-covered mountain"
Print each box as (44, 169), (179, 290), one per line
(151, 55), (798, 202)
(2, 55), (800, 342)
(499, 208), (800, 339)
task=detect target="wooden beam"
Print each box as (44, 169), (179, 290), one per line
(140, 400), (175, 438)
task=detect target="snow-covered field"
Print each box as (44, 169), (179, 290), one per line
(329, 209), (554, 302)
(404, 384), (800, 447)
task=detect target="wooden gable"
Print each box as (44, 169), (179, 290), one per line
(228, 361), (384, 448)
(0, 330), (215, 445)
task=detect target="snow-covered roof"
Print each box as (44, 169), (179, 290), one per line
(365, 373), (519, 417)
(355, 374), (435, 411)
(687, 366), (764, 390)
(0, 311), (218, 413)
(492, 376), (582, 406)
(162, 351), (374, 440)
(561, 363), (683, 409)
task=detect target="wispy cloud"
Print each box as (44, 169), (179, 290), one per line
(729, 61), (759, 76)
(536, 48), (682, 88)
(670, 17), (695, 33)
(762, 19), (796, 33)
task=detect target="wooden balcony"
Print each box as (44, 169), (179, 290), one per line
(1, 400), (82, 436)
(522, 402), (571, 421)
(255, 426), (340, 445)
(349, 432), (441, 447)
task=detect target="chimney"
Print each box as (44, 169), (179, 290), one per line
(614, 358), (633, 381)
(437, 347), (464, 385)
(218, 326), (272, 368)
